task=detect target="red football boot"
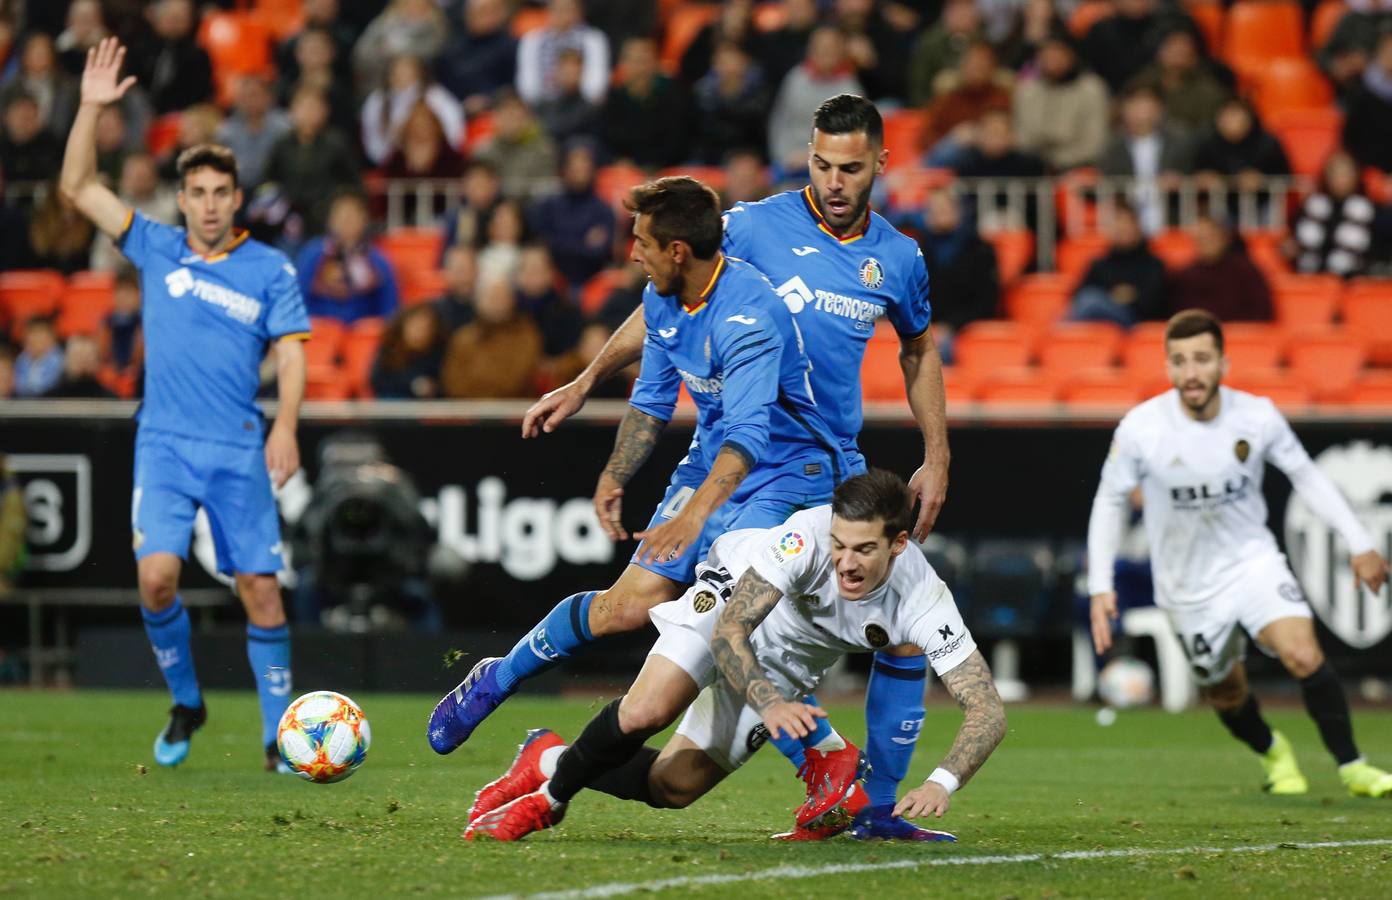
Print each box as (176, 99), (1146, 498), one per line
(774, 782), (869, 841)
(795, 742), (870, 827)
(464, 789), (566, 842)
(469, 728), (566, 823)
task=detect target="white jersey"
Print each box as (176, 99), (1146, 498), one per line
(1087, 387), (1374, 608)
(700, 505), (975, 696)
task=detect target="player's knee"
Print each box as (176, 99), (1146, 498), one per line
(617, 691), (678, 737)
(589, 588), (653, 637)
(1281, 644), (1324, 680)
(137, 569), (178, 610)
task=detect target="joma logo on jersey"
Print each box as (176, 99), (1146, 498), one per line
(165, 267), (262, 324)
(676, 368), (723, 394)
(1170, 476), (1250, 504)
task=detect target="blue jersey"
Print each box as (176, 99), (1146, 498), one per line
(627, 255), (844, 485)
(118, 211), (311, 447)
(722, 187), (932, 453)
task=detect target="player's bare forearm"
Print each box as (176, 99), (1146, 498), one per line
(935, 650), (1006, 785)
(900, 329), (949, 468)
(711, 570), (787, 712)
(273, 339), (306, 430)
(578, 306), (645, 392)
(682, 446), (750, 521)
(61, 39), (134, 237)
(601, 406), (666, 486)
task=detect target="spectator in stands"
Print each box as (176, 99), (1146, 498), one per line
(361, 54), (465, 167)
(534, 48), (602, 146)
(277, 0), (357, 88)
(20, 183), (94, 274)
(1067, 201), (1168, 326)
(101, 269), (143, 376)
(1343, 29), (1392, 174)
(441, 161), (502, 257)
(723, 148), (772, 204)
(768, 27), (865, 175)
(581, 0), (659, 58)
(433, 245), (478, 332)
(832, 0), (909, 103)
(1012, 31), (1109, 173)
(0, 32), (78, 138)
(678, 0), (762, 86)
(953, 110), (1046, 230)
(922, 41), (1014, 166)
(1100, 84), (1194, 233)
(14, 317), (63, 397)
(760, 0), (820, 90)
(907, 0), (984, 106)
(55, 0), (108, 77)
(296, 190), (400, 325)
(370, 304), (446, 399)
(0, 346), (14, 400)
(155, 103), (223, 183)
(131, 0), (213, 114)
(0, 92), (60, 187)
(1286, 151), (1378, 278)
(996, 0), (1066, 71)
(440, 275), (543, 398)
(548, 316), (636, 396)
(914, 188), (999, 357)
(47, 334), (113, 398)
(1319, 1), (1392, 101)
(692, 40), (771, 166)
(0, 160), (24, 270)
(438, 0), (518, 114)
(527, 139), (615, 289)
(381, 102), (467, 221)
(473, 89), (558, 201)
(94, 104), (131, 184)
(264, 84), (362, 240)
(0, 15), (14, 84)
(1079, 0), (1200, 93)
(516, 243), (584, 365)
(1193, 97), (1290, 224)
(600, 37), (692, 170)
(215, 75), (291, 194)
(477, 199), (527, 284)
(91, 152), (179, 271)
(1126, 28), (1229, 132)
(278, 28), (357, 137)
(516, 0), (611, 107)
(1169, 214), (1273, 321)
(353, 0), (448, 96)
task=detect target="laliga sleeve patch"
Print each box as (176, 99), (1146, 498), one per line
(768, 530), (807, 565)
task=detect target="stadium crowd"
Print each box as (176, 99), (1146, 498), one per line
(1, 0), (1391, 404)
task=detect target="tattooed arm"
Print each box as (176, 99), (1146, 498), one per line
(711, 570), (828, 739)
(634, 446), (749, 564)
(894, 650), (1006, 819)
(592, 406), (666, 540)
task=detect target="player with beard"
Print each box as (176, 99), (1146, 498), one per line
(1087, 310), (1392, 797)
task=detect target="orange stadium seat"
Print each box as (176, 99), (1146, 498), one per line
(1121, 322), (1169, 375)
(580, 268), (628, 314)
(885, 167), (951, 210)
(1038, 322), (1124, 376)
(1269, 108), (1343, 178)
(1004, 274), (1072, 326)
(305, 317), (346, 368)
(1310, 0), (1348, 50)
(953, 321), (1037, 374)
(1269, 274), (1341, 328)
(1, 270), (63, 337)
(976, 369), (1060, 407)
(1069, 1), (1114, 38)
(252, 0), (305, 42)
(1151, 229), (1197, 270)
(511, 7), (548, 37)
(861, 339), (906, 402)
(881, 109), (928, 171)
(595, 164), (648, 212)
(401, 269), (447, 307)
(342, 323), (384, 398)
(1340, 280), (1392, 364)
(1223, 1), (1304, 84)
(145, 113), (182, 159)
(1347, 372), (1392, 407)
(378, 228), (445, 282)
(941, 366), (979, 406)
(1285, 328), (1366, 400)
(57, 280), (116, 339)
(1226, 368), (1313, 410)
(663, 4), (720, 68)
(1252, 58), (1334, 121)
(1054, 234), (1109, 282)
(1187, 1), (1225, 56)
(198, 12), (273, 105)
(1222, 323), (1284, 373)
(1061, 369), (1145, 409)
(1243, 230), (1291, 280)
(986, 229), (1034, 286)
(305, 365), (351, 401)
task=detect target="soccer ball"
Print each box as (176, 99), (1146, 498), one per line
(1097, 657), (1155, 709)
(276, 691), (371, 783)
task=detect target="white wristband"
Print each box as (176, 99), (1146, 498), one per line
(927, 767), (960, 795)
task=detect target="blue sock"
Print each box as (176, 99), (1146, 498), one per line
(496, 591), (596, 692)
(864, 652), (927, 808)
(766, 693), (835, 770)
(141, 598), (201, 709)
(247, 623), (292, 747)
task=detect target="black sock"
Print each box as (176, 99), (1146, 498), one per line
(588, 746), (665, 807)
(1300, 662), (1360, 765)
(1217, 694), (1274, 755)
(548, 698), (652, 803)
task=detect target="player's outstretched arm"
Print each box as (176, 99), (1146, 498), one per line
(711, 569), (826, 740)
(593, 405), (667, 540)
(635, 446), (749, 565)
(521, 306), (646, 438)
(265, 339), (305, 489)
(60, 37), (136, 238)
(899, 328), (950, 541)
(895, 650), (1005, 819)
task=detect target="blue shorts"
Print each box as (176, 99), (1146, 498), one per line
(132, 428), (283, 575)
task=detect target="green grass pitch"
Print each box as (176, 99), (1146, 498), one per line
(4, 690), (1391, 898)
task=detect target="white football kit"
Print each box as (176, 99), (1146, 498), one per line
(1087, 387), (1375, 684)
(649, 505), (976, 771)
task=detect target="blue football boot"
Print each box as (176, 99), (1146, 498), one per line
(153, 703), (206, 767)
(847, 804), (958, 842)
(428, 657), (513, 754)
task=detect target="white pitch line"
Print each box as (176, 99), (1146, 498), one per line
(477, 838), (1392, 900)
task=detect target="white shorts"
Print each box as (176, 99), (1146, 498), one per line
(673, 680), (769, 773)
(647, 574), (729, 690)
(1161, 555), (1311, 687)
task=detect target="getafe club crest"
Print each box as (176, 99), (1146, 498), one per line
(1235, 439), (1251, 463)
(858, 257), (884, 289)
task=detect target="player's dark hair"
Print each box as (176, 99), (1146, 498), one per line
(812, 94), (883, 147)
(625, 176), (723, 259)
(176, 143), (239, 189)
(832, 469), (913, 540)
(1165, 309), (1225, 353)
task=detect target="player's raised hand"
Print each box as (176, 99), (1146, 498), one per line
(634, 509), (703, 566)
(81, 37), (137, 106)
(593, 472), (627, 541)
(1089, 591), (1119, 655)
(908, 460), (948, 541)
(1351, 550), (1390, 595)
(521, 380), (589, 438)
(894, 780), (951, 819)
(760, 699), (827, 741)
(264, 422), (299, 489)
